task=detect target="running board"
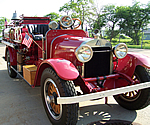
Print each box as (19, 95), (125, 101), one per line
(11, 66), (33, 87)
(56, 82), (150, 104)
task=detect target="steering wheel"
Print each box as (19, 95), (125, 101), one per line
(60, 16), (73, 29)
(72, 18), (82, 29)
(60, 16), (81, 30)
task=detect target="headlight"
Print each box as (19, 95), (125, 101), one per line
(75, 45), (93, 63)
(113, 43), (128, 59)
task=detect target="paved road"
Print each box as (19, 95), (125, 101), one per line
(128, 48), (150, 57)
(0, 43), (150, 125)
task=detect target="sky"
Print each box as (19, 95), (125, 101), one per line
(0, 0), (149, 20)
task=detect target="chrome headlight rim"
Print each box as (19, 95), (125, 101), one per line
(113, 43), (128, 59)
(75, 44), (93, 63)
(48, 21), (58, 29)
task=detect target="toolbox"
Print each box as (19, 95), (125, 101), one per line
(23, 65), (37, 85)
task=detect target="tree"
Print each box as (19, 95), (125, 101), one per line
(70, 0), (93, 4)
(92, 4), (120, 41)
(102, 5), (120, 42)
(59, 3), (74, 15)
(44, 12), (60, 21)
(0, 17), (5, 35)
(117, 2), (150, 45)
(0, 17), (9, 38)
(88, 3), (106, 38)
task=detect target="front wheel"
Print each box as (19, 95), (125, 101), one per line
(41, 68), (79, 125)
(114, 66), (150, 110)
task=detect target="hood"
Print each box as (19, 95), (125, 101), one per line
(52, 34), (112, 64)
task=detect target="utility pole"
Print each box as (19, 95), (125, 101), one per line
(141, 28), (143, 49)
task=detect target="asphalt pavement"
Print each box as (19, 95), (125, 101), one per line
(0, 43), (150, 125)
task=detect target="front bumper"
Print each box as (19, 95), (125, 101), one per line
(55, 81), (150, 104)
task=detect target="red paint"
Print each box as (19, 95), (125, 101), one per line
(114, 53), (150, 78)
(84, 74), (120, 82)
(43, 58), (79, 80)
(21, 17), (50, 24)
(34, 58), (79, 86)
(128, 52), (150, 68)
(7, 47), (17, 66)
(46, 30), (88, 60)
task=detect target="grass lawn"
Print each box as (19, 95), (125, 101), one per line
(111, 38), (150, 49)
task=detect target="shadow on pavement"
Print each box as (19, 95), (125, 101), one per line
(88, 120), (141, 125)
(77, 104), (137, 125)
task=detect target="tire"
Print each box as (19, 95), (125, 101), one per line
(114, 66), (150, 110)
(41, 68), (79, 125)
(7, 51), (17, 78)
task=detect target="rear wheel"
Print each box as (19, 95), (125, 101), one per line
(41, 68), (79, 125)
(114, 66), (150, 110)
(7, 51), (17, 78)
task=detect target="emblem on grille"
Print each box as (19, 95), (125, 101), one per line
(95, 40), (101, 46)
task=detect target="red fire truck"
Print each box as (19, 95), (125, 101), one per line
(2, 12), (150, 125)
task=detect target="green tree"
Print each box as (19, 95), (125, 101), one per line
(91, 4), (107, 38)
(0, 17), (9, 39)
(117, 2), (150, 45)
(102, 5), (120, 42)
(59, 3), (73, 15)
(0, 17), (5, 35)
(44, 12), (60, 21)
(70, 0), (93, 4)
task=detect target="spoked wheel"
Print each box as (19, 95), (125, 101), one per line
(41, 68), (79, 125)
(44, 78), (62, 120)
(7, 51), (17, 78)
(114, 66), (150, 110)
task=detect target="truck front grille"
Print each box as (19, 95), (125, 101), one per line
(84, 47), (112, 78)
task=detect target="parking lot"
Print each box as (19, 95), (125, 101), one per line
(0, 43), (150, 125)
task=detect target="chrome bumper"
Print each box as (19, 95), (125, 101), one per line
(56, 82), (150, 104)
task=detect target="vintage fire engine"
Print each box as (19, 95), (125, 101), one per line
(2, 12), (150, 125)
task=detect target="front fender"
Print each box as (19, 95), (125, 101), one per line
(7, 46), (17, 66)
(128, 52), (150, 68)
(104, 52), (150, 90)
(116, 52), (150, 77)
(34, 58), (79, 86)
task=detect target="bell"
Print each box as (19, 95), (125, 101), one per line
(12, 11), (19, 20)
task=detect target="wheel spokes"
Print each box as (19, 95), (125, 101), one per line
(47, 81), (61, 115)
(120, 74), (141, 101)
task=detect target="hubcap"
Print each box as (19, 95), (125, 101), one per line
(44, 78), (62, 120)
